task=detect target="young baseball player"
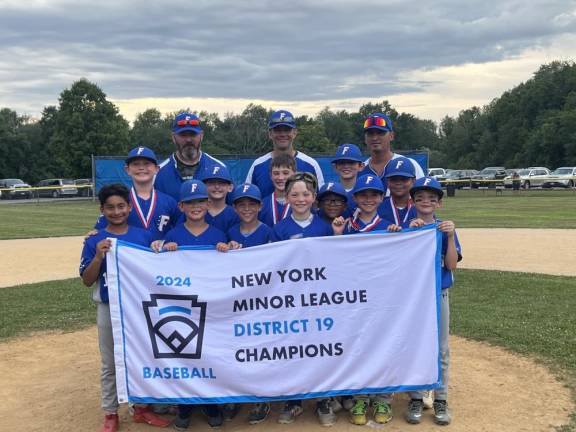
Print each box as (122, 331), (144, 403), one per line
(227, 183), (272, 250)
(331, 143), (364, 218)
(316, 182), (349, 224)
(94, 146), (180, 241)
(378, 156), (417, 226)
(150, 179), (228, 430)
(80, 184), (170, 432)
(200, 165), (240, 234)
(389, 177), (461, 425)
(259, 153), (296, 227)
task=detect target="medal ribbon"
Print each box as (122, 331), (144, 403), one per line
(391, 197), (413, 225)
(272, 192), (290, 224)
(130, 187), (157, 229)
(349, 213), (382, 232)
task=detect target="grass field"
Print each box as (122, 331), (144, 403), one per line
(0, 188), (574, 240)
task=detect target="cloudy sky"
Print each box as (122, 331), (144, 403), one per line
(1, 0), (575, 123)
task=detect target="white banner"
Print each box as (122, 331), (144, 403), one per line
(107, 226), (442, 404)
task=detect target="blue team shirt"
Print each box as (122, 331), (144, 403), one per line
(378, 197), (417, 226)
(259, 194), (292, 227)
(164, 223), (227, 247)
(94, 189), (180, 241)
(155, 152), (226, 201)
(205, 205), (240, 233)
(79, 227), (152, 303)
(228, 222), (272, 248)
(343, 214), (392, 235)
(245, 152), (325, 197)
(272, 214), (333, 241)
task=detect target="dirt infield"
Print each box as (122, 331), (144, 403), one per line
(2, 229), (575, 431)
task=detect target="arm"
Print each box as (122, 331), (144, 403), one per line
(331, 216), (347, 236)
(438, 221), (458, 270)
(81, 239), (111, 287)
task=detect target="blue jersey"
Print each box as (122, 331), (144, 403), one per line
(79, 227), (152, 303)
(228, 222), (272, 248)
(155, 152), (226, 201)
(378, 197), (416, 226)
(245, 151), (325, 197)
(205, 205), (240, 233)
(94, 189), (180, 241)
(272, 214), (333, 241)
(164, 223), (227, 247)
(343, 213), (392, 235)
(259, 193), (292, 227)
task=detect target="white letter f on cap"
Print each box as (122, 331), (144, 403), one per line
(395, 160), (404, 169)
(366, 176), (374, 184)
(191, 183), (198, 193)
(424, 178), (432, 186)
(242, 184), (250, 193)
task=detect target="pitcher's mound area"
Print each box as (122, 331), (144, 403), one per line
(1, 328), (571, 432)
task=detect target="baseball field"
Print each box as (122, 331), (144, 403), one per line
(1, 190), (575, 431)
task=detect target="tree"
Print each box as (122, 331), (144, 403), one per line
(130, 108), (172, 157)
(48, 79), (130, 178)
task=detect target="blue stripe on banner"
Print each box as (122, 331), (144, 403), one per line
(159, 306), (192, 315)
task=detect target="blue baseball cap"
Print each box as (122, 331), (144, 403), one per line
(200, 165), (233, 184)
(363, 112), (393, 133)
(179, 180), (209, 202)
(353, 174), (385, 194)
(231, 183), (262, 203)
(317, 182), (348, 202)
(410, 177), (444, 199)
(172, 112), (202, 134)
(125, 146), (158, 165)
(332, 143), (363, 163)
(268, 110), (296, 129)
(384, 157), (416, 178)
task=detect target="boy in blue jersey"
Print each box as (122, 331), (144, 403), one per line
(200, 165), (240, 233)
(80, 184), (170, 432)
(259, 154), (295, 227)
(389, 177), (461, 426)
(150, 179), (228, 430)
(378, 156), (417, 227)
(227, 184), (272, 250)
(94, 146), (180, 241)
(316, 182), (348, 224)
(331, 143), (364, 193)
(332, 175), (392, 236)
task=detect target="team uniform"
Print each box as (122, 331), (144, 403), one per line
(228, 222), (272, 248)
(245, 152), (325, 197)
(259, 193), (292, 227)
(79, 227), (152, 414)
(343, 213), (392, 235)
(155, 152), (226, 202)
(164, 223), (227, 246)
(378, 196), (416, 227)
(205, 205), (240, 234)
(95, 188), (180, 241)
(272, 214), (333, 241)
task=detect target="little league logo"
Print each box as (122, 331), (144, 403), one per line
(143, 294), (207, 359)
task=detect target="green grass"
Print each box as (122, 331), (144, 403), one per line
(0, 200), (100, 239)
(436, 188), (576, 228)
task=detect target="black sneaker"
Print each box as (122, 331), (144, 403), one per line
(248, 402), (271, 424)
(202, 405), (224, 428)
(173, 405), (193, 431)
(222, 403), (240, 421)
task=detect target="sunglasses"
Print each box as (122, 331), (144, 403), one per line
(286, 172), (318, 190)
(363, 116), (388, 129)
(319, 198), (346, 205)
(176, 118), (200, 127)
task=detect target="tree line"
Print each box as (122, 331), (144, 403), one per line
(1, 61), (575, 183)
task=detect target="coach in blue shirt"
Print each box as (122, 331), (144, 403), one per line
(155, 112), (226, 201)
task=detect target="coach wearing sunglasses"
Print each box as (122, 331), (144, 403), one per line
(155, 112), (227, 201)
(360, 112), (424, 192)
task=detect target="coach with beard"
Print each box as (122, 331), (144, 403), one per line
(155, 112), (226, 201)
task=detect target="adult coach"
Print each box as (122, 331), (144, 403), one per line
(245, 110), (324, 196)
(359, 112), (425, 187)
(155, 112), (226, 201)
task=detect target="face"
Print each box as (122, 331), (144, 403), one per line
(271, 166), (295, 192)
(204, 179), (233, 201)
(101, 195), (131, 226)
(413, 190), (441, 217)
(233, 198), (261, 223)
(268, 126), (297, 152)
(286, 180), (316, 217)
(333, 160), (364, 181)
(318, 193), (347, 219)
(353, 190), (384, 214)
(387, 176), (415, 198)
(179, 199), (209, 222)
(172, 130), (203, 162)
(364, 129), (394, 154)
(125, 158), (159, 183)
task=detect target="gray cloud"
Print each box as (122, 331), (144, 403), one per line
(0, 0), (575, 115)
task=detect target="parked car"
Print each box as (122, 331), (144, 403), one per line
(440, 170), (479, 188)
(36, 178), (78, 198)
(428, 168), (447, 179)
(74, 178), (94, 197)
(470, 167), (507, 188)
(542, 167), (576, 188)
(0, 178), (33, 199)
(503, 167), (550, 189)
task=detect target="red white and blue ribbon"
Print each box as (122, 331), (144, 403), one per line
(130, 187), (157, 229)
